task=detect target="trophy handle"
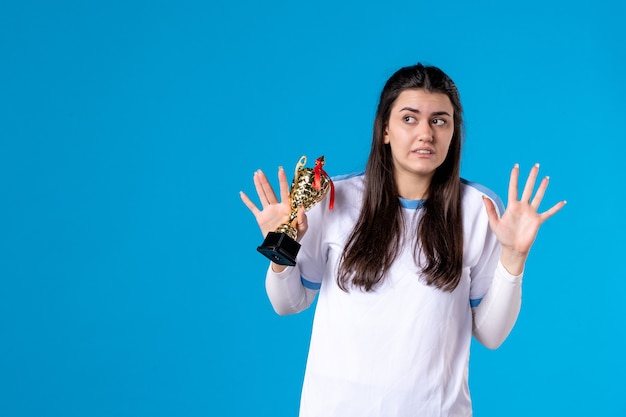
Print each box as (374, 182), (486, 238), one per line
(293, 155), (307, 186)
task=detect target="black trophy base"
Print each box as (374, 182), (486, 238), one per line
(257, 231), (301, 266)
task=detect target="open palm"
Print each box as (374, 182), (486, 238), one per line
(482, 163), (566, 258)
(240, 167), (308, 240)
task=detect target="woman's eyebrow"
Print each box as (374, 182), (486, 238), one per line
(399, 106), (451, 117)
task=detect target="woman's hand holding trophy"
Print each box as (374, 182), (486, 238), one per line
(240, 155), (333, 267)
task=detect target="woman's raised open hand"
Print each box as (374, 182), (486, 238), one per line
(240, 166), (309, 241)
(482, 163), (566, 275)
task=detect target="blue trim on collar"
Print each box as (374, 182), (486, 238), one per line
(400, 198), (426, 209)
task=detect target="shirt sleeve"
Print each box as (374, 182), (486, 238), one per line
(264, 194), (330, 316)
(469, 191), (504, 305)
(265, 264), (319, 316)
(471, 261), (523, 349)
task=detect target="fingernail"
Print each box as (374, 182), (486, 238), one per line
(514, 163), (519, 168)
(545, 176), (550, 180)
(535, 163), (540, 168)
(279, 166), (284, 171)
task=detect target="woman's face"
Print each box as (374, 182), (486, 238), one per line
(384, 89), (454, 194)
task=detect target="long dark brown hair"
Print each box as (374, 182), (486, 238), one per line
(337, 63), (464, 292)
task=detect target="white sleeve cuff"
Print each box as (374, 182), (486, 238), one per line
(495, 260), (524, 283)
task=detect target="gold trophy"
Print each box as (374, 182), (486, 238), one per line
(257, 155), (334, 266)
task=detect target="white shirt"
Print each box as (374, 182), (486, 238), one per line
(266, 173), (522, 417)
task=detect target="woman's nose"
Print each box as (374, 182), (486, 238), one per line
(417, 122), (433, 142)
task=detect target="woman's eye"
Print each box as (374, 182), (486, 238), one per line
(403, 115), (415, 123)
(432, 118), (446, 126)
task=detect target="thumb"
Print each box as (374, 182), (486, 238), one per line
(482, 195), (499, 232)
(295, 206), (308, 241)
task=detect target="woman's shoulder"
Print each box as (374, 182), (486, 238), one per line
(331, 171), (366, 194)
(332, 171), (365, 185)
(321, 171), (365, 212)
(460, 178), (505, 215)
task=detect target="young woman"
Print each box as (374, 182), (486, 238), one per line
(240, 63), (565, 416)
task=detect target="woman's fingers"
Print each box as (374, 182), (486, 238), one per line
(253, 169), (279, 208)
(540, 200), (567, 221)
(510, 164), (558, 211)
(244, 166), (293, 220)
(508, 163), (520, 204)
(239, 190), (260, 216)
(505, 162), (567, 221)
(520, 163), (539, 203)
(278, 166), (291, 204)
(252, 171), (269, 208)
(295, 206), (308, 242)
(530, 176), (549, 209)
(482, 195), (499, 229)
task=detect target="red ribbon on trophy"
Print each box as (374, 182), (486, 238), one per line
(313, 156), (334, 210)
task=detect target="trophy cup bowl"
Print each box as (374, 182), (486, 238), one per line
(257, 155), (332, 266)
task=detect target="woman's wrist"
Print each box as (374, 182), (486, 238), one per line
(499, 248), (528, 276)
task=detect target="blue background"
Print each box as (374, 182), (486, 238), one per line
(1, 0), (624, 416)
